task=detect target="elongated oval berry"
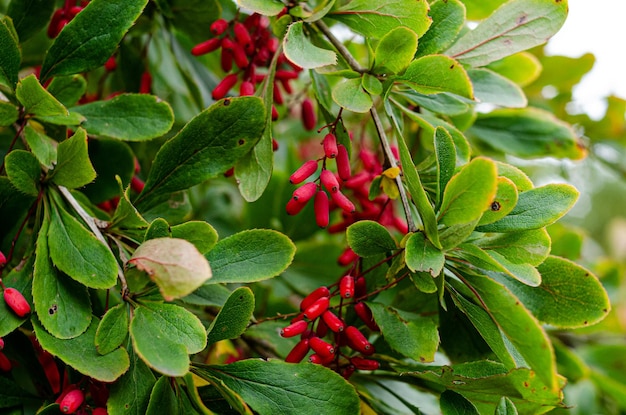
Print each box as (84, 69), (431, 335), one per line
(285, 338), (310, 363)
(286, 197), (306, 216)
(212, 73), (238, 100)
(280, 320), (309, 338)
(271, 105), (279, 121)
(315, 318), (328, 337)
(60, 388), (84, 414)
(323, 133), (338, 159)
(231, 43), (249, 69)
(47, 9), (66, 38)
(191, 38), (221, 56)
(336, 145), (351, 180)
(344, 172), (370, 189)
(345, 326), (374, 355)
(354, 276), (367, 298)
(341, 364), (356, 379)
(309, 353), (334, 365)
(239, 81), (255, 96)
(290, 160), (318, 184)
(0, 351), (10, 372)
(314, 191), (329, 228)
(300, 286), (330, 311)
(320, 169), (340, 193)
(130, 176), (145, 193)
(338, 247), (358, 266)
(3, 288), (30, 318)
(303, 296), (329, 320)
(273, 83), (284, 105)
(276, 70), (299, 80)
(292, 182), (317, 204)
(354, 302), (379, 332)
(322, 310), (345, 332)
(309, 337), (335, 358)
(210, 18), (229, 35)
(233, 22), (253, 50)
(350, 356), (379, 371)
(0, 337), (4, 350)
(0, 250), (6, 268)
(104, 56), (117, 71)
(339, 275), (355, 299)
(330, 190), (355, 213)
(301, 98), (316, 131)
(92, 408), (108, 415)
(220, 48), (233, 72)
(139, 71), (152, 94)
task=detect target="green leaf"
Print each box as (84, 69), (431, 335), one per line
(46, 75), (88, 108)
(192, 360), (360, 415)
(145, 218), (171, 240)
(461, 272), (559, 390)
(237, 0), (285, 16)
(435, 126), (456, 208)
(0, 101), (18, 126)
(40, 0), (149, 80)
(367, 302), (439, 362)
(405, 232), (444, 276)
(487, 52), (542, 87)
(440, 390), (479, 415)
(81, 138), (135, 203)
(495, 161), (533, 192)
(400, 90), (471, 116)
(476, 184), (579, 233)
(330, 0), (431, 39)
(136, 97), (265, 211)
(0, 15), (20, 90)
(502, 256), (610, 328)
(398, 55), (473, 99)
(475, 229), (551, 267)
(439, 157), (498, 227)
(4, 150), (41, 196)
(7, 0), (55, 42)
(207, 287), (255, 345)
(16, 74), (68, 118)
(445, 0), (568, 67)
(182, 283), (231, 307)
(361, 73), (382, 96)
(468, 68), (527, 108)
(49, 128), (97, 189)
(283, 21), (336, 69)
(33, 316), (130, 382)
(71, 94), (174, 141)
(0, 255), (34, 337)
(48, 198), (118, 289)
(129, 238), (212, 301)
(416, 0), (466, 57)
(495, 397), (519, 415)
(171, 221), (218, 255)
(96, 303), (130, 355)
(146, 375), (177, 415)
(33, 217), (92, 339)
(346, 220), (396, 257)
(487, 251), (542, 286)
(332, 77), (372, 113)
(130, 302), (206, 377)
(373, 27), (417, 75)
(410, 271), (437, 294)
(468, 108), (585, 160)
(206, 229), (295, 284)
(478, 177), (518, 226)
(23, 125), (57, 169)
(108, 344), (156, 415)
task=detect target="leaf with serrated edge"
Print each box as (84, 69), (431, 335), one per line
(405, 232), (444, 277)
(108, 344), (156, 415)
(50, 128), (96, 189)
(207, 287), (255, 345)
(4, 150), (41, 196)
(129, 238), (212, 301)
(33, 316), (129, 382)
(0, 15), (20, 89)
(16, 74), (67, 118)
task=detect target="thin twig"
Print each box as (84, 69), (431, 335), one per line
(314, 20), (366, 73)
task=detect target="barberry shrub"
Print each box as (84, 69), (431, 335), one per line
(0, 0), (621, 414)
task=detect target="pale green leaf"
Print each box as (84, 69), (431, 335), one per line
(478, 177), (518, 226)
(398, 55), (473, 99)
(373, 27), (417, 75)
(23, 125), (57, 169)
(283, 21), (336, 69)
(332, 77), (372, 113)
(468, 68), (527, 108)
(416, 0), (466, 57)
(237, 0), (285, 16)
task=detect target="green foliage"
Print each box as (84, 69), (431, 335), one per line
(0, 0), (621, 413)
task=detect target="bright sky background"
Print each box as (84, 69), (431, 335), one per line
(546, 0), (626, 119)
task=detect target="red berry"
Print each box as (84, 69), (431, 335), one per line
(212, 73), (238, 100)
(272, 139), (279, 151)
(92, 408), (108, 415)
(0, 337), (4, 350)
(280, 320), (309, 338)
(230, 43), (249, 69)
(354, 276), (367, 298)
(315, 318), (328, 337)
(130, 176), (145, 193)
(309, 337), (335, 359)
(139, 71), (152, 94)
(220, 48), (233, 72)
(0, 352), (11, 372)
(104, 56), (117, 71)
(314, 191), (329, 228)
(344, 172), (369, 189)
(286, 197), (307, 216)
(191, 38), (221, 56)
(354, 302), (379, 332)
(338, 247), (358, 266)
(210, 18), (229, 35)
(289, 160), (318, 184)
(350, 356), (379, 371)
(273, 83), (284, 105)
(339, 275), (355, 299)
(276, 70), (299, 80)
(301, 99), (316, 131)
(47, 9), (66, 38)
(330, 190), (355, 213)
(285, 338), (310, 363)
(323, 133), (338, 159)
(233, 22), (253, 51)
(0, 250), (6, 268)
(303, 296), (329, 320)
(345, 326), (374, 355)
(336, 145), (351, 180)
(309, 353), (334, 365)
(320, 169), (340, 193)
(300, 286), (330, 311)
(341, 364), (356, 379)
(322, 310), (345, 332)
(59, 388), (84, 414)
(67, 6), (83, 18)
(271, 105), (279, 121)
(3, 288), (31, 318)
(292, 182), (317, 204)
(239, 81), (255, 96)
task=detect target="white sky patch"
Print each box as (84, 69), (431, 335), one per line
(546, 0), (626, 119)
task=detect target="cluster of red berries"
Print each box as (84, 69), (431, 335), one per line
(47, 0), (88, 38)
(280, 272), (380, 378)
(287, 130), (355, 228)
